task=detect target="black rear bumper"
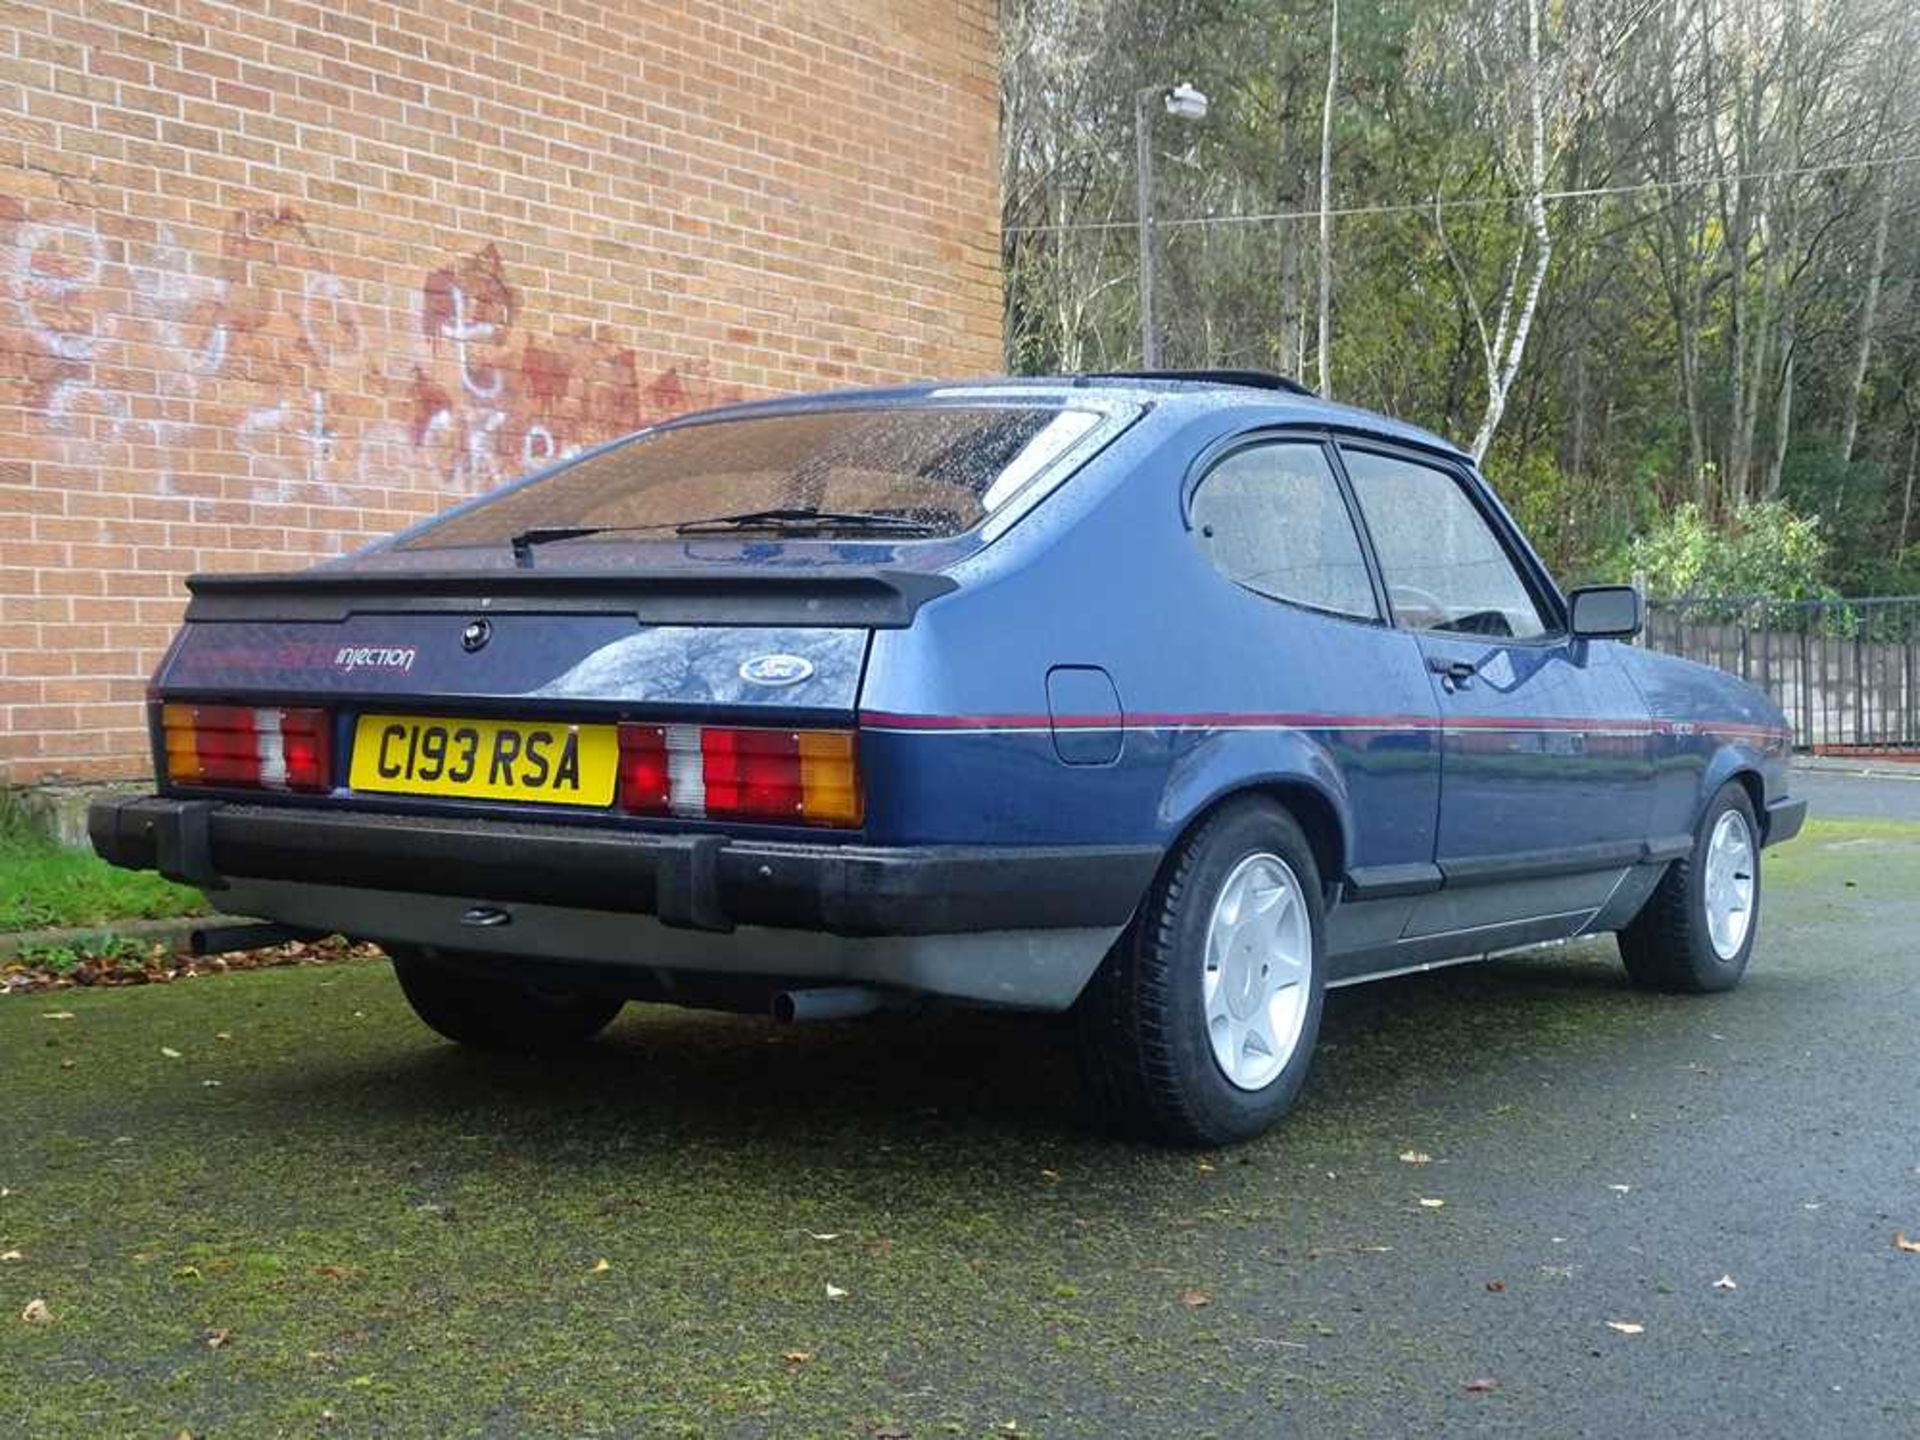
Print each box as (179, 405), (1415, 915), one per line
(88, 796), (1159, 939)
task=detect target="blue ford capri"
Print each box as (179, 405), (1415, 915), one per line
(91, 372), (1807, 1144)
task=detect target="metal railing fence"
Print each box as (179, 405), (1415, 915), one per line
(1641, 596), (1920, 752)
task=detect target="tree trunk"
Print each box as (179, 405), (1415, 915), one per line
(1469, 0), (1552, 464)
(1315, 0), (1339, 398)
(1840, 166), (1895, 464)
(1765, 340), (1793, 501)
(1899, 428), (1917, 558)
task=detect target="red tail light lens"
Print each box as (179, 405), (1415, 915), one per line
(615, 724), (671, 815)
(161, 704), (332, 793)
(617, 723), (861, 827)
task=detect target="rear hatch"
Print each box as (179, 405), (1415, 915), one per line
(154, 564), (950, 833)
(149, 392), (1137, 834)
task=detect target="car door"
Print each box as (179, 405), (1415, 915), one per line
(1339, 443), (1655, 936)
(1183, 432), (1442, 967)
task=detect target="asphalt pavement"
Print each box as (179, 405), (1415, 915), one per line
(3, 816), (1916, 1437)
(1792, 760), (1920, 823)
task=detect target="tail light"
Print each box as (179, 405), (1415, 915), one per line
(617, 723), (862, 827)
(161, 704), (332, 793)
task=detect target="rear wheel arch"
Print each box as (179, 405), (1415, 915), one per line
(1161, 778), (1347, 907)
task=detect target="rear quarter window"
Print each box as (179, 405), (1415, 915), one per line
(1191, 441), (1379, 620)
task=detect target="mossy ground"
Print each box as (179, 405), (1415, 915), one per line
(1, 818), (1912, 1438)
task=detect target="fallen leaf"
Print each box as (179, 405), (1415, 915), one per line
(160, 1047), (182, 1059)
(781, 1350), (813, 1366)
(866, 1237), (893, 1259)
(1180, 1288), (1211, 1308)
(1606, 1321), (1645, 1336)
(1464, 1378), (1498, 1393)
(805, 1232), (842, 1242)
(1399, 1150), (1432, 1165)
(20, 1298), (52, 1324)
(172, 1264), (201, 1280)
(1713, 1274), (1738, 1290)
(40, 1012), (74, 1021)
(825, 1283), (848, 1300)
(1418, 1198), (1446, 1209)
(871, 1425), (911, 1440)
(588, 1258), (611, 1274)
(1894, 1232), (1920, 1255)
(206, 1328), (231, 1349)
(315, 1264), (350, 1281)
(1484, 1279), (1506, 1292)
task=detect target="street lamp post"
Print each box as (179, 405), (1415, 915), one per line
(1135, 81), (1209, 369)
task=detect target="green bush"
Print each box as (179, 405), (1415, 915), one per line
(1624, 500), (1835, 604)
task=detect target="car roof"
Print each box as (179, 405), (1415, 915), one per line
(664, 371), (1471, 462)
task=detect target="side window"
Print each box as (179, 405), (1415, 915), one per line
(1342, 449), (1550, 640)
(1190, 441), (1378, 620)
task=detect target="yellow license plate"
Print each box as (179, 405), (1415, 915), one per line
(348, 714), (618, 806)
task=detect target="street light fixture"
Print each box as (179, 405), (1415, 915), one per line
(1136, 80), (1210, 368)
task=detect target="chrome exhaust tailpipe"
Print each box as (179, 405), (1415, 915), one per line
(771, 986), (885, 1023)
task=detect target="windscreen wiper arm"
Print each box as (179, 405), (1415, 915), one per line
(509, 524), (613, 568)
(509, 510), (938, 566)
(673, 508), (940, 536)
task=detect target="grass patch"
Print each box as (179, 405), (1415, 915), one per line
(0, 794), (204, 933)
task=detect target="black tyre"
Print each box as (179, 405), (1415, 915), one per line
(1074, 798), (1327, 1146)
(1618, 782), (1761, 993)
(390, 948), (625, 1051)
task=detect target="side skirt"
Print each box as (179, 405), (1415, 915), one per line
(1326, 860), (1669, 987)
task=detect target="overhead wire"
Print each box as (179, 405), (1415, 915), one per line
(1003, 150), (1920, 236)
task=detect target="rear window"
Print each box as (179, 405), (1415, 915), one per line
(401, 404), (1105, 550)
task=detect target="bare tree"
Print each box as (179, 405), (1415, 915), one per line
(1840, 164), (1896, 463)
(1465, 0), (1553, 463)
(1315, 0), (1339, 397)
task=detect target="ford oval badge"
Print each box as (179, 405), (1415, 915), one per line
(740, 653), (814, 687)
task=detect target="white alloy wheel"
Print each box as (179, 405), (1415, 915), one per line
(1201, 852), (1313, 1091)
(1703, 807), (1756, 960)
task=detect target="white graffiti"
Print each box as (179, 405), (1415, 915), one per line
(9, 217), (106, 361)
(438, 281), (503, 399)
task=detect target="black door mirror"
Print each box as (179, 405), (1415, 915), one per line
(1568, 584), (1643, 640)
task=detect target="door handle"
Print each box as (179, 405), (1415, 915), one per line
(1427, 657), (1478, 690)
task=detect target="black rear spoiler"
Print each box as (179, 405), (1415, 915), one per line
(183, 567), (958, 628)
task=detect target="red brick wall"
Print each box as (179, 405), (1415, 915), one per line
(0, 0), (1002, 784)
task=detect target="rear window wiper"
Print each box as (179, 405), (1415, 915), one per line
(508, 510), (939, 566)
(672, 508), (942, 537)
(508, 524), (646, 567)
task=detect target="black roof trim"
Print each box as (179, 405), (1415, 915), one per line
(1079, 369), (1316, 397)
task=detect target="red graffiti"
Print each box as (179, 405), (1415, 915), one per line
(187, 206), (361, 382)
(421, 243), (517, 345)
(405, 241), (739, 489)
